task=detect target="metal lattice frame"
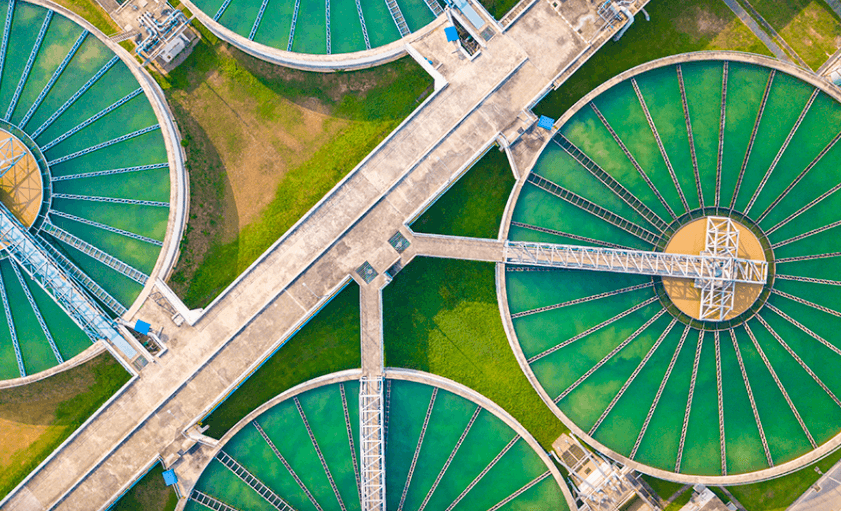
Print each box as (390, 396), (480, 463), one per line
(0, 135), (27, 179)
(360, 376), (385, 511)
(0, 206), (136, 359)
(506, 216), (767, 322)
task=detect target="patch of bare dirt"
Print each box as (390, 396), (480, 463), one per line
(677, 5), (729, 39)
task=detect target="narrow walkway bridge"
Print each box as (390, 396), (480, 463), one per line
(0, 1), (648, 509)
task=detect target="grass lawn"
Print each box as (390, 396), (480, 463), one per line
(725, 448), (841, 511)
(640, 474), (686, 502)
(412, 146), (514, 238)
(745, 0), (841, 70)
(384, 149), (566, 449)
(664, 487), (692, 511)
(52, 0), (120, 35)
(201, 281), (360, 438)
(533, 0), (771, 119)
(160, 26), (433, 309)
(110, 463), (177, 511)
(480, 0), (519, 22)
(0, 354), (130, 500)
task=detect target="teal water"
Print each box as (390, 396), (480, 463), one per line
(291, 0), (328, 54)
(219, 0), (262, 39)
(253, 0), (296, 49)
(0, 2), (171, 379)
(194, 380), (569, 511)
(360, 0), (401, 48)
(330, 0), (366, 54)
(395, 0), (434, 33)
(508, 58), (841, 476)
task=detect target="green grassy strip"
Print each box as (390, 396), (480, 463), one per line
(110, 464), (178, 511)
(201, 282), (361, 438)
(640, 474), (686, 503)
(0, 355), (130, 500)
(52, 0), (121, 36)
(534, 0), (771, 119)
(159, 31), (432, 308)
(725, 448), (841, 511)
(664, 487), (693, 511)
(384, 151), (565, 448)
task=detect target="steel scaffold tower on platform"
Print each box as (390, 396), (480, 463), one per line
(360, 376), (385, 511)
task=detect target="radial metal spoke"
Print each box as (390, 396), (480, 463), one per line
(191, 490), (242, 511)
(214, 0), (234, 20)
(444, 435), (519, 511)
(731, 70), (774, 209)
(776, 251), (841, 264)
(771, 218), (841, 249)
(49, 210), (163, 246)
(730, 328), (773, 467)
(745, 89), (820, 215)
(755, 314), (841, 408)
(215, 450), (296, 511)
(295, 397), (347, 511)
(771, 288), (841, 319)
(590, 102), (677, 220)
(51, 193), (168, 208)
(766, 303), (841, 358)
(0, 269), (25, 378)
(252, 420), (324, 511)
(776, 274), (841, 286)
(553, 135), (669, 231)
(10, 261), (62, 364)
(715, 331), (726, 476)
(744, 322), (817, 448)
(340, 383), (361, 501)
(631, 325), (690, 459)
(590, 318), (677, 435)
(487, 471), (551, 511)
(512, 281), (653, 319)
(417, 406), (481, 511)
(767, 182), (841, 235)
(715, 62), (727, 209)
(677, 64), (703, 209)
(4, 11), (52, 122)
(510, 220), (631, 249)
(355, 0), (371, 49)
(19, 31), (87, 129)
(397, 388), (436, 511)
(41, 88), (143, 151)
(632, 78), (689, 214)
(676, 330), (703, 474)
(527, 173), (661, 245)
(48, 124), (160, 166)
(528, 296), (659, 364)
(555, 309), (668, 403)
(249, 0), (270, 40)
(757, 130), (841, 225)
(0, 0), (15, 95)
(286, 0), (301, 51)
(51, 162), (168, 182)
(325, 0), (331, 54)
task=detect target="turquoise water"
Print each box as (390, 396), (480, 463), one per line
(200, 0), (426, 55)
(192, 380), (570, 510)
(508, 58), (841, 476)
(0, 1), (171, 379)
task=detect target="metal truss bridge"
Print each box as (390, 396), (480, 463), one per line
(506, 217), (768, 321)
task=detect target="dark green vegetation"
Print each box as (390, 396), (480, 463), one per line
(534, 0), (770, 119)
(53, 0), (120, 35)
(412, 147), (514, 238)
(384, 150), (566, 448)
(110, 464), (178, 511)
(663, 487), (692, 511)
(201, 282), (361, 438)
(0, 354), (130, 500)
(742, 0), (841, 70)
(725, 449), (841, 511)
(161, 24), (432, 308)
(640, 475), (686, 502)
(480, 0), (519, 21)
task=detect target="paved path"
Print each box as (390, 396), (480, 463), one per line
(359, 283), (384, 378)
(0, 1), (649, 510)
(721, 0), (791, 62)
(787, 458), (841, 511)
(411, 232), (505, 262)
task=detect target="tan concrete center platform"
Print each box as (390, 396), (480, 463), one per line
(662, 217), (766, 321)
(0, 130), (42, 227)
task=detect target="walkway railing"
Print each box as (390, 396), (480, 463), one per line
(676, 64), (703, 208)
(676, 331), (704, 473)
(360, 376), (386, 511)
(511, 220), (629, 249)
(730, 328), (773, 466)
(191, 490), (242, 511)
(49, 210), (163, 246)
(0, 269), (25, 377)
(215, 450), (295, 510)
(4, 11), (51, 122)
(0, 0), (15, 98)
(731, 70), (774, 209)
(295, 397), (347, 511)
(10, 261), (63, 364)
(716, 62), (728, 209)
(253, 420), (323, 511)
(384, 0), (411, 37)
(340, 383), (361, 500)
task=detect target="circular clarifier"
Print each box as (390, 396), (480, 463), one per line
(0, 0), (182, 382)
(187, 371), (575, 511)
(502, 53), (841, 482)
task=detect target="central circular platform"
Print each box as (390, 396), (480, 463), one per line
(0, 129), (42, 228)
(662, 217), (766, 321)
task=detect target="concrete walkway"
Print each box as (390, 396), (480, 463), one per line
(0, 2), (649, 510)
(787, 459), (841, 511)
(721, 0), (790, 62)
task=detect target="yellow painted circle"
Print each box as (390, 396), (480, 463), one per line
(0, 129), (42, 228)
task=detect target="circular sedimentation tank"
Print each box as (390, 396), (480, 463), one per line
(182, 0), (442, 69)
(187, 371), (575, 511)
(0, 0), (180, 381)
(503, 53), (841, 481)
